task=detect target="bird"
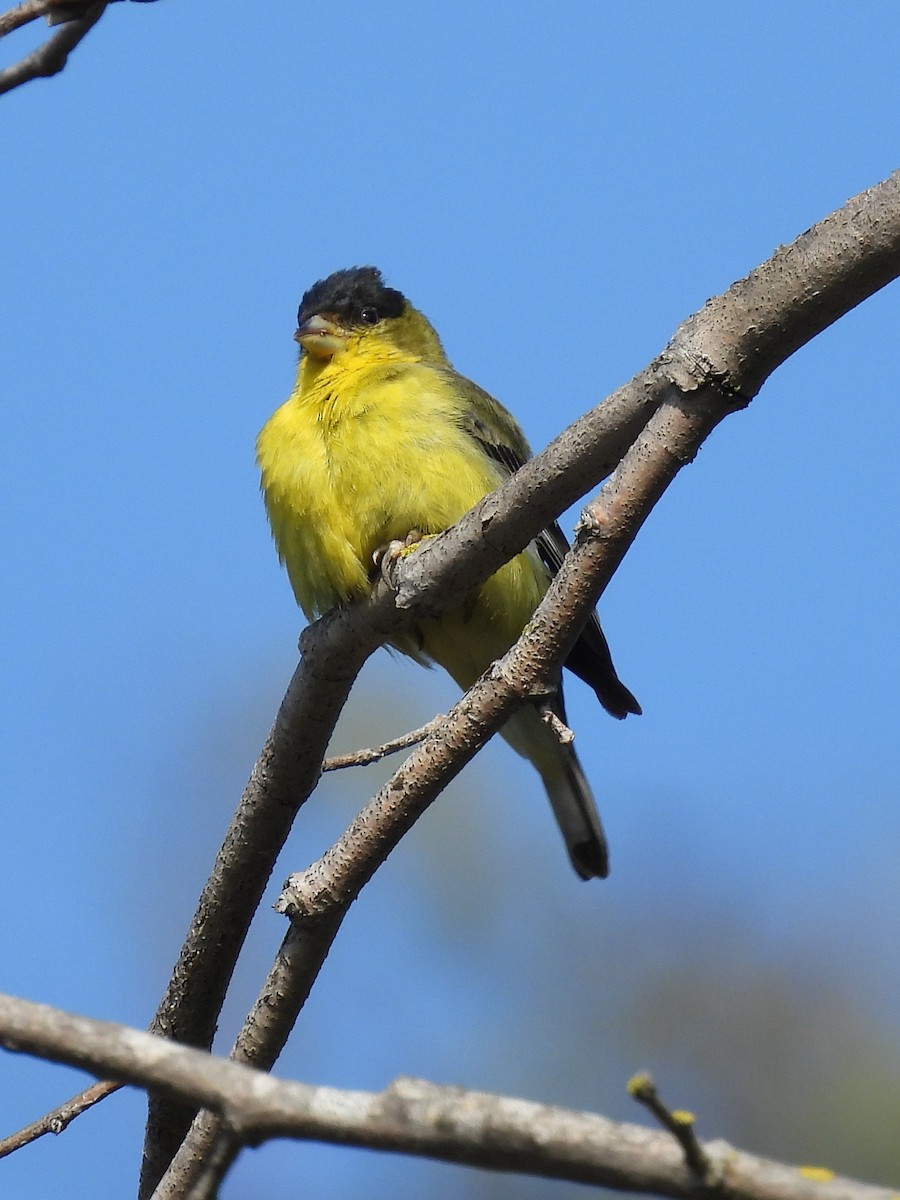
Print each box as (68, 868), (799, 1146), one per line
(257, 266), (640, 879)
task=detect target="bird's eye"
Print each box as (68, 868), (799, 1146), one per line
(360, 307), (379, 325)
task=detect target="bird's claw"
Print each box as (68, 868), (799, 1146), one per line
(371, 529), (424, 590)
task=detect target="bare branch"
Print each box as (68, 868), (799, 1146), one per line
(150, 918), (343, 1199)
(141, 171), (900, 1192)
(538, 705), (575, 745)
(0, 0), (156, 38)
(141, 629), (381, 1189)
(0, 1078), (120, 1159)
(0, 0), (53, 37)
(0, 0), (105, 95)
(320, 717), (445, 771)
(0, 993), (890, 1200)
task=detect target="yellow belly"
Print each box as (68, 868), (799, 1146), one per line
(257, 362), (547, 682)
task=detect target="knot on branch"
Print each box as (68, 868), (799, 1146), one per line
(658, 339), (752, 414)
(276, 868), (344, 921)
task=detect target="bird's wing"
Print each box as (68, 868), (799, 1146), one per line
(441, 370), (534, 478)
(447, 370), (641, 720)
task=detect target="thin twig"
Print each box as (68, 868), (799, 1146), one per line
(628, 1074), (713, 1180)
(321, 718), (444, 771)
(0, 1079), (120, 1158)
(0, 0), (105, 95)
(538, 705), (575, 745)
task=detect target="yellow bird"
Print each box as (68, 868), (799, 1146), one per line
(257, 267), (640, 879)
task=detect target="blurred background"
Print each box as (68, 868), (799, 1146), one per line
(2, 2), (899, 1196)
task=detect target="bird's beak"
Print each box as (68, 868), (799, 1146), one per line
(295, 313), (348, 359)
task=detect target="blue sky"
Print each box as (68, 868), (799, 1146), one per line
(2, 3), (899, 1197)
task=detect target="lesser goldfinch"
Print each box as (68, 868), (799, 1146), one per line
(257, 267), (640, 879)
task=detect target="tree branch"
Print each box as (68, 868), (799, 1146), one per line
(0, 0), (106, 96)
(0, 993), (891, 1200)
(320, 717), (444, 771)
(140, 170), (900, 1191)
(0, 1078), (120, 1159)
(0, 0), (54, 37)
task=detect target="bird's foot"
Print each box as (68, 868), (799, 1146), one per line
(371, 529), (426, 590)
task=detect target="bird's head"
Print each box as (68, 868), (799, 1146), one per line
(294, 266), (445, 366)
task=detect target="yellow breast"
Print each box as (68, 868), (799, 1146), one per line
(257, 355), (547, 683)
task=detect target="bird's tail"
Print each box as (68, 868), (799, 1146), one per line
(541, 750), (609, 880)
(501, 700), (609, 880)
